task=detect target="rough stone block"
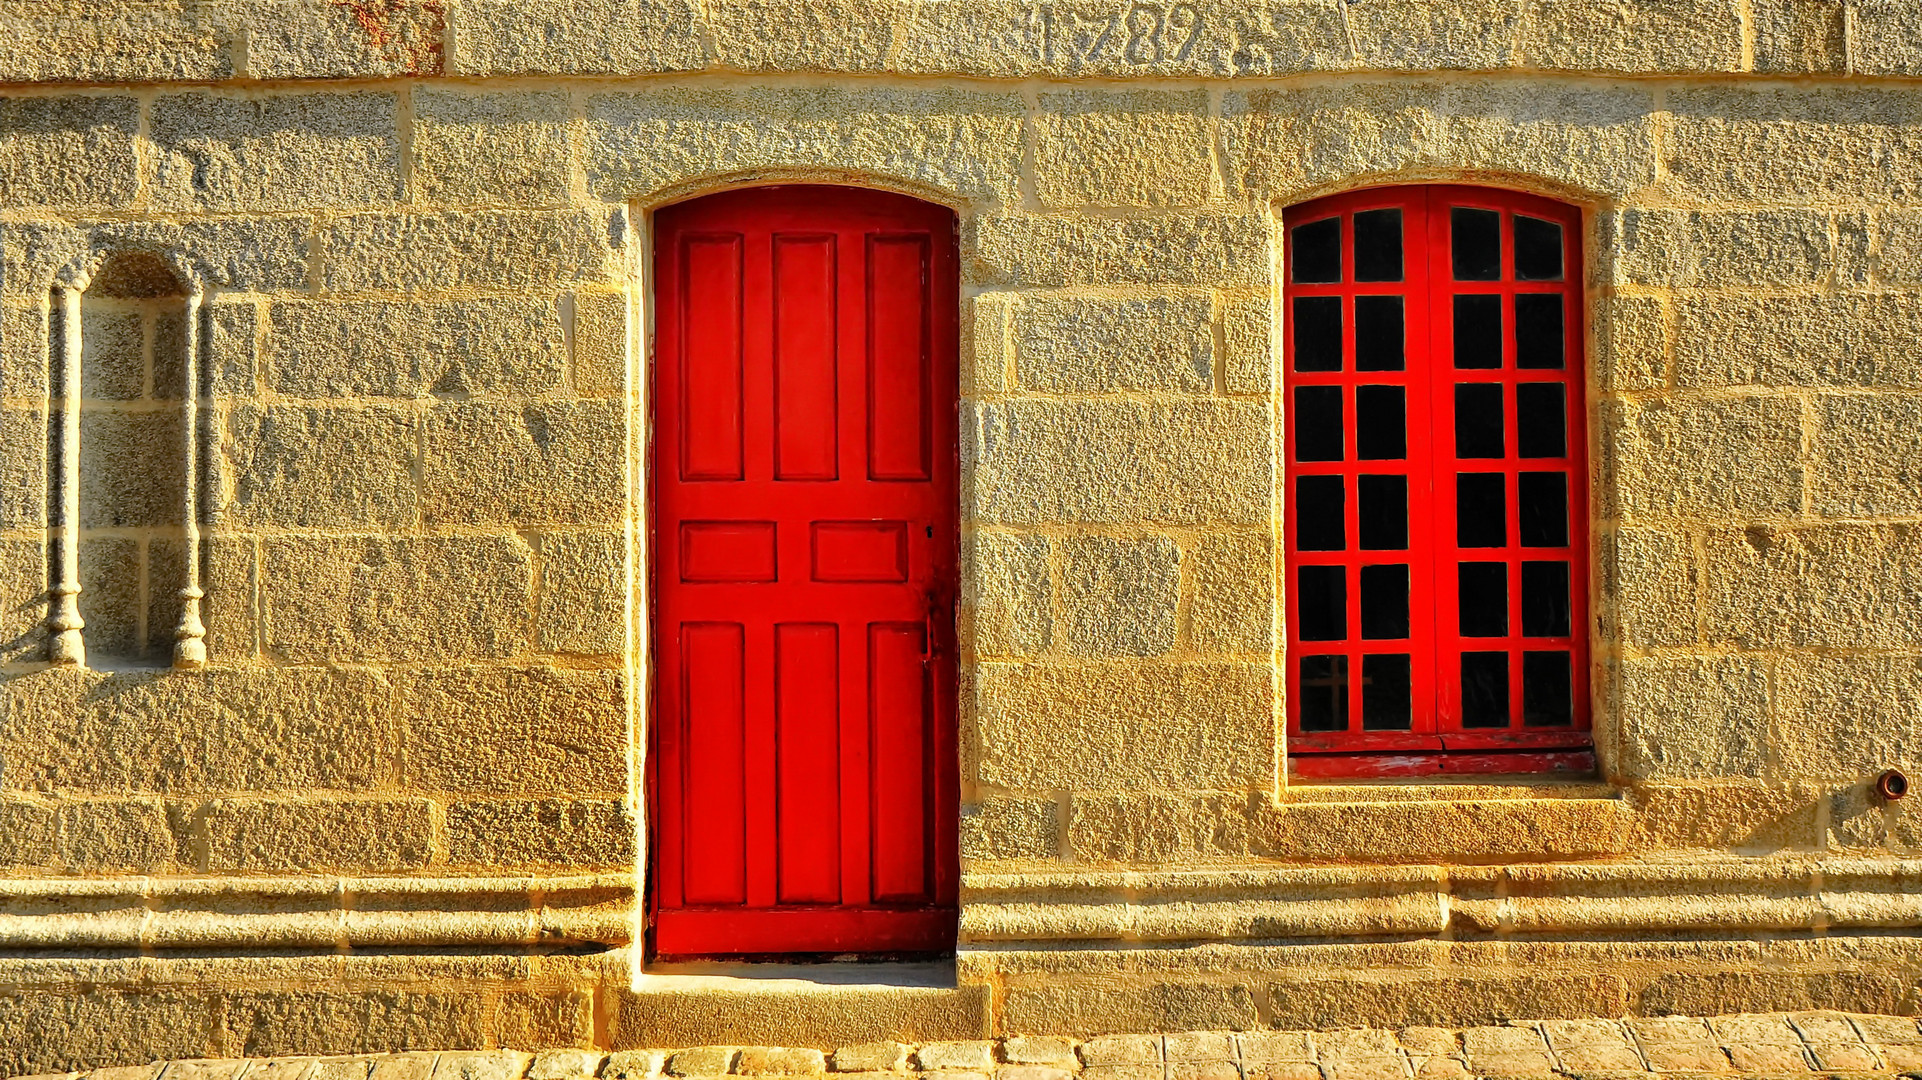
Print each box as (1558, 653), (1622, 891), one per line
(0, 799), (57, 869)
(1268, 974), (1626, 1030)
(505, 999), (597, 1055)
(1343, 0), (1522, 70)
(399, 666), (624, 796)
(444, 797), (633, 870)
(1601, 526), (1696, 648)
(220, 990), (484, 1058)
(79, 409), (184, 529)
(53, 798), (176, 872)
(976, 662), (1272, 788)
(1811, 393), (1922, 518)
(0, 95), (139, 211)
(1518, 0), (1742, 72)
(962, 532), (1050, 658)
(1638, 971), (1904, 1019)
(736, 1047), (826, 1076)
(1220, 294), (1274, 395)
(148, 91), (401, 213)
(265, 296), (566, 398)
(1000, 983), (1258, 1038)
(1853, 0), (1922, 76)
(1592, 293), (1665, 393)
(830, 1042), (907, 1072)
(261, 535), (533, 662)
(0, 298), (48, 397)
(0, 537), (47, 665)
(414, 88), (574, 206)
(1014, 293), (1213, 393)
(708, 0), (890, 71)
(960, 796), (1059, 861)
(586, 84), (1021, 206)
(667, 1047), (737, 1077)
(1256, 797), (1630, 861)
(1221, 82), (1659, 202)
(0, 407), (46, 531)
(0, 3), (230, 83)
(450, 0), (705, 75)
(914, 1042), (996, 1071)
(78, 306), (144, 401)
(1674, 293), (1922, 389)
(1033, 90), (1212, 209)
(572, 289), (630, 398)
(1603, 208), (1849, 288)
(969, 399), (1272, 525)
(321, 209), (617, 291)
(0, 991), (214, 1075)
(1069, 791), (1250, 864)
(1702, 524), (1922, 649)
(74, 535), (143, 663)
(604, 1050), (664, 1080)
(421, 400), (625, 526)
(961, 290), (1011, 396)
(1059, 534), (1181, 657)
(1616, 654), (1770, 780)
(536, 530), (627, 655)
(1753, 0), (1848, 73)
(1080, 1035), (1162, 1067)
(1773, 653), (1922, 780)
(969, 212), (1268, 288)
(223, 404), (419, 529)
(241, 0), (447, 79)
(203, 798), (433, 873)
(1600, 396), (1803, 521)
(1665, 86), (1922, 204)
(1188, 531), (1274, 654)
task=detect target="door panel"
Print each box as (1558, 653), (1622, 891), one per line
(652, 185), (959, 957)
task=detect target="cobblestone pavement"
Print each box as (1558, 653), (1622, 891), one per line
(12, 1014), (1922, 1080)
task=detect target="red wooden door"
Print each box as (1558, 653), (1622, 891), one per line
(651, 186), (959, 956)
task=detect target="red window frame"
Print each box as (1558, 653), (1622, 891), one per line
(1283, 185), (1592, 779)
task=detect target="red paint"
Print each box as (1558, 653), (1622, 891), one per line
(652, 186), (959, 957)
(1283, 186), (1592, 777)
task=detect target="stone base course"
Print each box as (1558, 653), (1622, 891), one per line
(11, 1015), (1922, 1080)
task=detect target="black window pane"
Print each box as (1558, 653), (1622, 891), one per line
(1516, 293), (1565, 369)
(1461, 652), (1510, 728)
(1455, 383), (1504, 458)
(1292, 216), (1342, 283)
(1298, 654), (1348, 731)
(1359, 564), (1409, 640)
(1298, 565), (1346, 641)
(1358, 475), (1407, 550)
(1453, 294), (1502, 368)
(1361, 654), (1412, 731)
(1451, 207), (1501, 281)
(1354, 208), (1403, 282)
(1459, 562), (1508, 637)
(1514, 215), (1564, 281)
(1456, 473), (1506, 547)
(1522, 560), (1572, 638)
(1355, 385), (1406, 460)
(1523, 651), (1573, 726)
(1354, 296), (1405, 371)
(1294, 386), (1344, 461)
(1292, 296), (1343, 371)
(1296, 475), (1345, 551)
(1516, 382), (1566, 458)
(1518, 472), (1569, 547)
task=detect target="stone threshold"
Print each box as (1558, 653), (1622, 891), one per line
(11, 1013), (1922, 1080)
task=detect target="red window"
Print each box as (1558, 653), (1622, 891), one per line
(651, 186), (959, 956)
(1283, 186), (1592, 779)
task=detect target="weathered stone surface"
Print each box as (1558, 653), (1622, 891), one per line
(666, 1046), (737, 1076)
(1001, 983), (1259, 1038)
(321, 210), (617, 291)
(915, 1042), (996, 1071)
(1674, 293), (1922, 389)
(1059, 535), (1181, 657)
(51, 798), (176, 872)
(0, 298), (48, 397)
(1637, 972), (1905, 1018)
(0, 3), (229, 83)
(203, 798), (433, 873)
(1666, 86), (1922, 204)
(509, 1006), (598, 1058)
(1257, 797), (1630, 861)
(444, 798), (633, 870)
(1773, 653), (1922, 779)
(1033, 90), (1212, 210)
(571, 289), (630, 398)
(708, 0), (889, 72)
(148, 92), (401, 213)
(1014, 294), (1213, 394)
(970, 213), (1268, 288)
(969, 400), (1272, 525)
(1188, 531), (1274, 654)
(241, 0), (447, 79)
(1702, 524), (1922, 650)
(1600, 396), (1803, 521)
(450, 0), (705, 76)
(1811, 393), (1922, 519)
(536, 530), (627, 655)
(265, 297), (566, 399)
(1518, 0), (1742, 73)
(976, 663), (1273, 788)
(1603, 208), (1856, 288)
(1070, 791), (1250, 864)
(0, 95), (139, 211)
(0, 991), (214, 1075)
(1850, 0), (1922, 76)
(963, 531), (1051, 658)
(399, 667), (624, 796)
(1616, 655), (1770, 780)
(414, 89), (574, 207)
(1601, 526), (1697, 649)
(1753, 0), (1847, 73)
(735, 1047), (825, 1076)
(960, 796), (1060, 861)
(0, 798), (58, 869)
(224, 405), (418, 529)
(0, 537), (47, 665)
(1220, 294), (1274, 396)
(261, 535), (533, 662)
(421, 400), (625, 526)
(1593, 293), (1665, 393)
(0, 407), (47, 530)
(1267, 974), (1627, 1030)
(220, 991), (484, 1058)
(79, 409), (184, 529)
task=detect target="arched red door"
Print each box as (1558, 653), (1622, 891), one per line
(650, 186), (959, 956)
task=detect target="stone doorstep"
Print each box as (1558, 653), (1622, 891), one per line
(11, 1014), (1922, 1080)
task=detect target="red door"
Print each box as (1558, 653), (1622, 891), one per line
(651, 186), (959, 956)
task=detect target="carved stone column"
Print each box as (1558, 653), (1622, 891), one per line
(47, 284), (84, 667)
(174, 289), (206, 668)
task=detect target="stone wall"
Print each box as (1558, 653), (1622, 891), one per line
(3, 0), (1922, 1070)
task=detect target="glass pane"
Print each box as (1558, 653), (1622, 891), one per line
(1523, 651), (1573, 726)
(1298, 654), (1348, 731)
(1516, 293), (1564, 369)
(1522, 560), (1571, 637)
(1355, 385), (1406, 460)
(1517, 382), (1566, 458)
(1354, 296), (1404, 371)
(1454, 383), (1504, 458)
(1293, 386), (1344, 461)
(1296, 475), (1345, 551)
(1358, 475), (1407, 550)
(1292, 216), (1342, 283)
(1460, 651), (1510, 728)
(1458, 561), (1508, 637)
(1292, 296), (1342, 371)
(1361, 654), (1412, 731)
(1456, 472), (1506, 547)
(1518, 472), (1569, 547)
(1359, 564), (1409, 640)
(1354, 208), (1403, 282)
(1453, 294), (1502, 368)
(1297, 565), (1346, 641)
(1451, 207), (1501, 281)
(1514, 215), (1564, 281)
